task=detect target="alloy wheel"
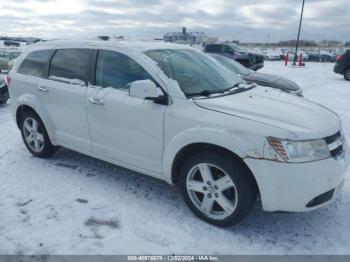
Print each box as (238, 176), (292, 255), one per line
(186, 163), (238, 220)
(23, 117), (45, 153)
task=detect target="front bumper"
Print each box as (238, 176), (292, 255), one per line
(244, 141), (349, 212)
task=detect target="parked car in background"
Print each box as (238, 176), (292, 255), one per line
(262, 50), (280, 61)
(285, 51), (309, 62)
(307, 52), (336, 62)
(9, 40), (349, 227)
(0, 75), (9, 104)
(334, 49), (350, 81)
(204, 43), (264, 71)
(4, 40), (20, 47)
(0, 50), (22, 72)
(210, 54), (303, 96)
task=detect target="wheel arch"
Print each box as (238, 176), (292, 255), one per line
(15, 95), (56, 144)
(170, 142), (259, 195)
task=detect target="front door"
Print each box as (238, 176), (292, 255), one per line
(86, 50), (166, 173)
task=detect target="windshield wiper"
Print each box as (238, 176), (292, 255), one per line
(222, 83), (241, 92)
(186, 89), (224, 98)
(187, 83), (255, 98)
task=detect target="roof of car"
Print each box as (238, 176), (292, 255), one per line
(27, 39), (193, 53)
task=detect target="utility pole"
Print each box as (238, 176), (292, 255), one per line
(266, 32), (270, 49)
(293, 0), (305, 65)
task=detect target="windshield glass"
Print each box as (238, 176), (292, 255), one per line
(229, 43), (244, 52)
(144, 49), (242, 96)
(210, 54), (251, 76)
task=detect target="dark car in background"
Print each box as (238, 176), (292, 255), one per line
(204, 43), (264, 71)
(334, 49), (350, 81)
(0, 76), (9, 104)
(4, 40), (20, 47)
(210, 54), (303, 96)
(308, 52), (336, 62)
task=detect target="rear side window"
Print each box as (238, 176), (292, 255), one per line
(49, 49), (90, 82)
(17, 50), (53, 77)
(95, 50), (152, 90)
(205, 45), (221, 53)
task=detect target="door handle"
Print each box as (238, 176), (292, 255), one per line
(88, 97), (104, 105)
(37, 86), (49, 93)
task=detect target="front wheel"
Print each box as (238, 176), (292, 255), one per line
(179, 151), (257, 227)
(20, 111), (56, 158)
(344, 69), (350, 81)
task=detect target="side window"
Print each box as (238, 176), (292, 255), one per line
(95, 50), (152, 90)
(205, 45), (220, 53)
(49, 49), (90, 82)
(221, 45), (232, 53)
(17, 50), (53, 77)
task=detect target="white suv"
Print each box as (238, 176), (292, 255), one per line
(8, 40), (349, 227)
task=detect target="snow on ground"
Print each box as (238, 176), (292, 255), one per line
(0, 61), (349, 255)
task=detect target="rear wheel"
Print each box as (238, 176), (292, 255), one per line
(20, 111), (56, 158)
(179, 151), (257, 227)
(344, 68), (350, 81)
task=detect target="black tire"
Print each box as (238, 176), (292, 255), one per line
(19, 111), (56, 158)
(179, 151), (257, 227)
(344, 68), (350, 81)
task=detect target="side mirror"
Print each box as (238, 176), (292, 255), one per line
(129, 79), (168, 104)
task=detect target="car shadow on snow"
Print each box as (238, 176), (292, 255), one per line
(47, 147), (349, 251)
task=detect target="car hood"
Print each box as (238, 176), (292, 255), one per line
(194, 87), (340, 139)
(243, 73), (300, 91)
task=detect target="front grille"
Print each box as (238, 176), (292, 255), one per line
(330, 145), (344, 157)
(325, 131), (341, 144)
(324, 131), (344, 158)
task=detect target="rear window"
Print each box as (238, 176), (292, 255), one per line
(49, 49), (90, 82)
(17, 50), (53, 77)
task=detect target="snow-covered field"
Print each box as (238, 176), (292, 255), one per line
(0, 62), (349, 255)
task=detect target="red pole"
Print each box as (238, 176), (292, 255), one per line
(298, 53), (303, 66)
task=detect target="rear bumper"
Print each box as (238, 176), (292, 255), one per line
(334, 63), (346, 74)
(244, 141), (349, 212)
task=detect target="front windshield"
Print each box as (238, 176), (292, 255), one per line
(211, 55), (251, 76)
(145, 49), (242, 96)
(229, 43), (244, 52)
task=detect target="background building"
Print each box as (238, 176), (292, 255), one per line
(163, 27), (208, 44)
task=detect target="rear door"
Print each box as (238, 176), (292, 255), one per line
(38, 48), (92, 151)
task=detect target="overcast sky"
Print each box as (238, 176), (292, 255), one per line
(0, 0), (349, 42)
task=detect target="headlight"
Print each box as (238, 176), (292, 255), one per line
(268, 137), (330, 163)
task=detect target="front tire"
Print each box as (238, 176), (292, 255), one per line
(344, 68), (350, 81)
(20, 111), (56, 158)
(179, 151), (257, 227)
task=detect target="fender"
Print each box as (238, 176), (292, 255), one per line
(162, 126), (266, 184)
(14, 94), (57, 145)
